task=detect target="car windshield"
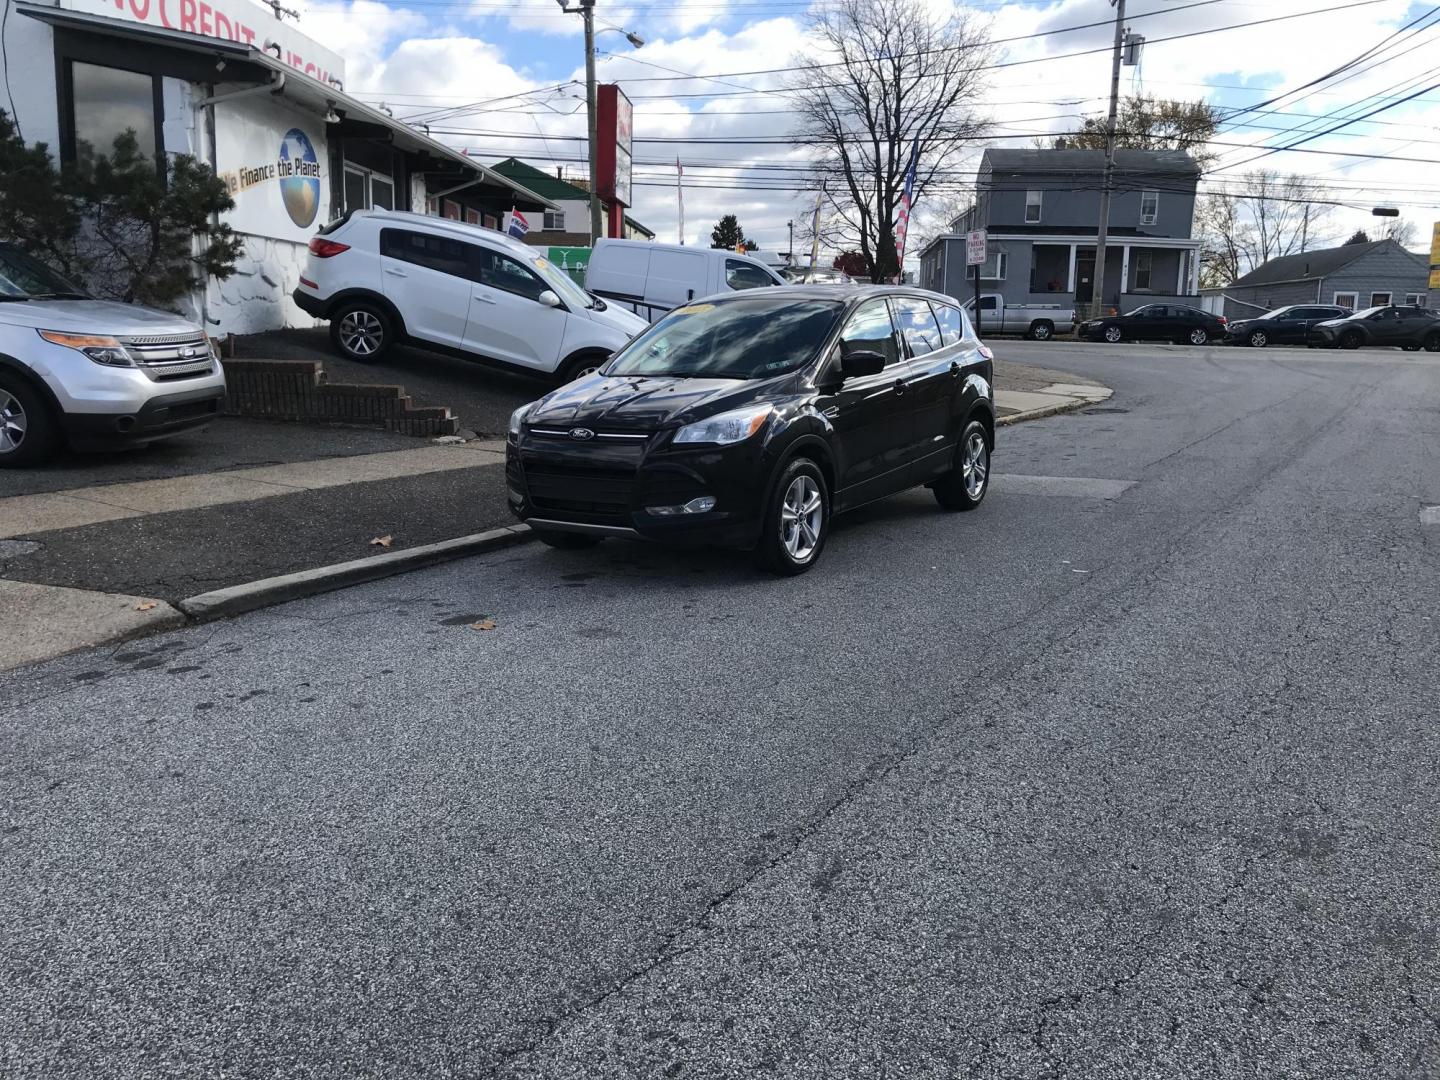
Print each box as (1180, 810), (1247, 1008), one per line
(1263, 307), (1296, 318)
(1347, 307), (1386, 319)
(0, 247), (88, 300)
(606, 297), (844, 380)
(527, 254), (596, 311)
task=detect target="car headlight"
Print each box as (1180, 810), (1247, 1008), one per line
(673, 403), (772, 446)
(508, 403), (532, 436)
(38, 330), (134, 367)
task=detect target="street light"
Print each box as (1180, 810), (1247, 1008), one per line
(555, 0), (643, 243)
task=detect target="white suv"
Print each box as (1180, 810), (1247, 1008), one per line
(293, 210), (648, 382)
(0, 245), (225, 468)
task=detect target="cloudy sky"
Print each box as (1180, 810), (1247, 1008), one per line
(296, 0), (1440, 266)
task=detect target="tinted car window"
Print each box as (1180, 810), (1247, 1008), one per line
(977, 295), (998, 311)
(380, 229), (474, 279)
(725, 259), (778, 291)
(1131, 306), (1163, 318)
(477, 248), (549, 302)
(606, 297), (843, 380)
(839, 299), (902, 367)
(931, 302), (964, 347)
(893, 297), (943, 357)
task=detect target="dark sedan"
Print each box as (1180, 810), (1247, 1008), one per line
(1226, 304), (1350, 347)
(1078, 303), (1228, 346)
(1307, 306), (1440, 351)
(505, 286), (997, 574)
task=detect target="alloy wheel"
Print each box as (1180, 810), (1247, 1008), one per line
(1032, 323), (1052, 341)
(1189, 327), (1209, 345)
(0, 390), (27, 454)
(780, 474), (823, 562)
(962, 429), (989, 499)
(339, 311), (383, 356)
(1249, 331), (1267, 347)
(1103, 326), (1122, 343)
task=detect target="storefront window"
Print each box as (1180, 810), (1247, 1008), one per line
(343, 165), (395, 212)
(70, 62), (158, 162)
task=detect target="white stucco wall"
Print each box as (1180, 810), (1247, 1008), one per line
(207, 235), (313, 334)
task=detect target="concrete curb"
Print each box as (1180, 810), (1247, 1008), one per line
(178, 524), (534, 622)
(997, 391), (1112, 427)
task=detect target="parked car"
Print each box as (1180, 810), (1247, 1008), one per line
(506, 286), (995, 574)
(0, 244), (225, 468)
(585, 239), (788, 323)
(1226, 304), (1351, 348)
(1078, 303), (1228, 345)
(293, 210), (648, 383)
(961, 293), (1075, 340)
(1306, 305), (1440, 351)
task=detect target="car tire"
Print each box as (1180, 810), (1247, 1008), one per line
(754, 457), (829, 576)
(1102, 325), (1123, 344)
(0, 373), (59, 468)
(1424, 332), (1440, 353)
(1339, 330), (1363, 350)
(534, 530), (602, 550)
(556, 351), (609, 385)
(1028, 320), (1054, 341)
(330, 301), (394, 362)
(932, 419), (990, 512)
(1402, 343), (1421, 352)
(1188, 327), (1210, 346)
(1248, 330), (1268, 347)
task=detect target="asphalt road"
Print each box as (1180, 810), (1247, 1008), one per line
(3, 342), (1439, 1078)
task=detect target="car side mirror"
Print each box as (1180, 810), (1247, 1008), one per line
(538, 290), (562, 308)
(840, 349), (886, 378)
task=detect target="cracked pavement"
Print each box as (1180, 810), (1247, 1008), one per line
(2, 344), (1439, 1078)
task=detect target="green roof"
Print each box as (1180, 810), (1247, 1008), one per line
(492, 157), (653, 237)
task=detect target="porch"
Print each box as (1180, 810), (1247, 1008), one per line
(1020, 239), (1203, 310)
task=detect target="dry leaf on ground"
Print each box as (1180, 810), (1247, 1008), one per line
(135, 601), (157, 612)
(370, 535), (393, 548)
(469, 619), (497, 631)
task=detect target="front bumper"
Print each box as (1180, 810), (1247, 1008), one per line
(61, 385), (226, 446)
(1307, 330), (1339, 347)
(505, 428), (766, 549)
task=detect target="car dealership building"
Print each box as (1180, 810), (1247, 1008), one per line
(0, 0), (555, 334)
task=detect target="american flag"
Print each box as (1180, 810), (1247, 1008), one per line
(894, 137), (919, 272)
(508, 209), (530, 239)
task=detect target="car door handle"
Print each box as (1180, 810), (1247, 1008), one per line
(893, 378), (907, 395)
(949, 362), (961, 377)
(472, 292), (498, 304)
(384, 267), (407, 277)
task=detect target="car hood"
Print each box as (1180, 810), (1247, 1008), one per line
(584, 301), (649, 336)
(1313, 318), (1348, 329)
(526, 373), (751, 430)
(0, 299), (202, 336)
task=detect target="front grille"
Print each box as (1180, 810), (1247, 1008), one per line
(527, 426), (652, 443)
(524, 464), (635, 520)
(118, 334), (215, 381)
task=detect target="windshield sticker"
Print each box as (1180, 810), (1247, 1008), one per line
(675, 303), (715, 316)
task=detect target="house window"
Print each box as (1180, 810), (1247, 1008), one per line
(69, 61), (160, 163)
(1333, 292), (1358, 309)
(1024, 190), (1042, 224)
(543, 209), (567, 231)
(1140, 190), (1159, 225)
(969, 252), (1007, 281)
(465, 209), (481, 225)
(344, 165), (394, 212)
(1370, 291), (1392, 307)
(1133, 250), (1153, 290)
(483, 213), (500, 230)
(442, 199), (461, 221)
(1404, 293), (1423, 306)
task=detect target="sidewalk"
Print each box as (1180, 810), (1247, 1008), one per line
(0, 360), (1112, 671)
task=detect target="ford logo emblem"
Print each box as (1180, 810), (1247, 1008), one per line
(180, 346), (196, 358)
(569, 427), (595, 441)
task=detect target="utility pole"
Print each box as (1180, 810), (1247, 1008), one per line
(1301, 203), (1310, 253)
(581, 0), (602, 245)
(1091, 0), (1125, 319)
(787, 219), (794, 267)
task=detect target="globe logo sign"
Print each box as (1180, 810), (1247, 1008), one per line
(278, 128), (321, 228)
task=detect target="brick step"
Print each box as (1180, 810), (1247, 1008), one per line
(220, 359), (460, 437)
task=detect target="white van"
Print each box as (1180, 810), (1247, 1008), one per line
(584, 239), (787, 322)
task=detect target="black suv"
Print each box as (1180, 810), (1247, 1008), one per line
(505, 286), (996, 574)
(1307, 306), (1440, 351)
(1226, 304), (1351, 347)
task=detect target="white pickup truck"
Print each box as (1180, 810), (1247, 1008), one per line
(962, 294), (1075, 340)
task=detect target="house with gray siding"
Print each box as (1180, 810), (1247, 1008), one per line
(919, 148), (1204, 314)
(1202, 239), (1430, 321)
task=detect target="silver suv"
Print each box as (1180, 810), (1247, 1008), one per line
(0, 245), (226, 467)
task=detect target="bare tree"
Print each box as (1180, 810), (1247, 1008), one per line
(789, 0), (990, 282)
(1196, 171), (1336, 287)
(1379, 217), (1417, 247)
(1071, 95), (1222, 169)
